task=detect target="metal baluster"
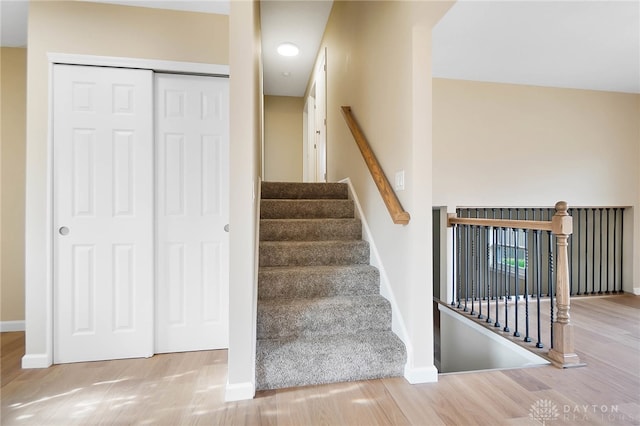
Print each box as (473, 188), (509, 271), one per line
(548, 230), (554, 349)
(464, 225), (469, 312)
(591, 208), (596, 294)
(576, 208), (582, 295)
(513, 227), (520, 337)
(535, 229), (543, 348)
(569, 209), (573, 296)
(599, 207), (604, 294)
(456, 220), (462, 308)
(477, 226), (484, 319)
(613, 208), (618, 294)
(451, 223), (456, 306)
(524, 226), (532, 343)
(503, 226), (510, 333)
(485, 226), (492, 324)
(471, 225), (476, 315)
(605, 207), (611, 294)
(620, 210), (624, 293)
(494, 226), (501, 328)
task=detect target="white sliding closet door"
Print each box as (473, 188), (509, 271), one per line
(155, 73), (230, 353)
(53, 64), (154, 363)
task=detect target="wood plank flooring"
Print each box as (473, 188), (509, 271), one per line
(1, 295), (639, 425)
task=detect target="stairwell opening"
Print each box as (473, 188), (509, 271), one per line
(432, 207), (549, 374)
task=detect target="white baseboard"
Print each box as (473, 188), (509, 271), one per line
(632, 287), (640, 296)
(225, 381), (255, 401)
(22, 354), (52, 369)
(0, 320), (25, 332)
(404, 364), (439, 384)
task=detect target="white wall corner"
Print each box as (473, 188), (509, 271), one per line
(404, 364), (438, 384)
(339, 178), (411, 348)
(225, 381), (255, 402)
(0, 320), (25, 332)
(21, 353), (52, 369)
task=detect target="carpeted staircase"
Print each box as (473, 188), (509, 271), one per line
(256, 181), (407, 390)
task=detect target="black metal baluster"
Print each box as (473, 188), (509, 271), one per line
(576, 208), (582, 295)
(569, 209), (573, 296)
(470, 226), (476, 315)
(613, 208), (618, 294)
(599, 207), (604, 294)
(485, 226), (492, 324)
(605, 208), (610, 294)
(464, 225), (469, 312)
(620, 210), (624, 293)
(477, 226), (484, 319)
(548, 231), (554, 349)
(513, 227), (520, 337)
(591, 208), (596, 294)
(503, 226), (510, 333)
(494, 226), (500, 328)
(535, 229), (543, 348)
(451, 223), (456, 306)
(524, 226), (532, 343)
(456, 220), (462, 308)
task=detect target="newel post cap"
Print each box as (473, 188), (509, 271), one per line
(552, 201), (572, 235)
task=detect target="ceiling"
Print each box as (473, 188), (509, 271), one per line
(1, 1), (639, 96)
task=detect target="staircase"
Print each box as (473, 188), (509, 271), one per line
(256, 181), (407, 390)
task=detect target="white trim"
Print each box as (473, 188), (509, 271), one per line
(633, 287), (640, 296)
(404, 365), (439, 384)
(1, 320), (25, 332)
(339, 178), (413, 362)
(225, 381), (255, 402)
(46, 53), (229, 76)
(22, 354), (52, 369)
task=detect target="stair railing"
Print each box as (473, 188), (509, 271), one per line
(340, 106), (410, 225)
(448, 201), (581, 368)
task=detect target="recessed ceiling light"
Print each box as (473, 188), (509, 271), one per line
(282, 72), (292, 77)
(277, 42), (299, 57)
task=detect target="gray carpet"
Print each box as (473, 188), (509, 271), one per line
(256, 181), (406, 390)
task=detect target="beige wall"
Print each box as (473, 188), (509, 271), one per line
(227, 0), (263, 400)
(1, 47), (27, 323)
(24, 1), (228, 363)
(264, 95), (303, 182)
(308, 1), (453, 380)
(433, 78), (640, 293)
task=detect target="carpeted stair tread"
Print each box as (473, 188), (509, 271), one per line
(260, 218), (362, 241)
(258, 265), (379, 300)
(257, 295), (391, 339)
(261, 199), (355, 219)
(262, 182), (348, 200)
(260, 240), (369, 267)
(255, 331), (406, 390)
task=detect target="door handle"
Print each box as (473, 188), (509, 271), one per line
(59, 226), (70, 236)
(224, 224), (229, 233)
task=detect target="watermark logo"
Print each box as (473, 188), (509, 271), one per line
(529, 399), (560, 425)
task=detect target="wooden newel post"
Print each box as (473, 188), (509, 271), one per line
(548, 201), (582, 367)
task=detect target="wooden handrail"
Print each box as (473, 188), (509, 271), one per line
(448, 216), (553, 232)
(340, 106), (410, 225)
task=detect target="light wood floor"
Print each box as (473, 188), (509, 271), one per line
(2, 295), (639, 425)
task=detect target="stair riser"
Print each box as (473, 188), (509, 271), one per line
(255, 333), (406, 390)
(258, 267), (379, 300)
(260, 219), (362, 241)
(257, 298), (392, 339)
(260, 241), (369, 267)
(261, 200), (354, 219)
(262, 182), (348, 200)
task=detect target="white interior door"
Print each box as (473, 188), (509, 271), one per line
(315, 51), (327, 182)
(53, 64), (154, 363)
(155, 73), (229, 353)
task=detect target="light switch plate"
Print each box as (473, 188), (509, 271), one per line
(395, 170), (405, 191)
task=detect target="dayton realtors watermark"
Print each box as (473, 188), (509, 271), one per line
(529, 399), (637, 424)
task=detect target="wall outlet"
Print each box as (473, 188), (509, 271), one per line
(395, 170), (405, 191)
